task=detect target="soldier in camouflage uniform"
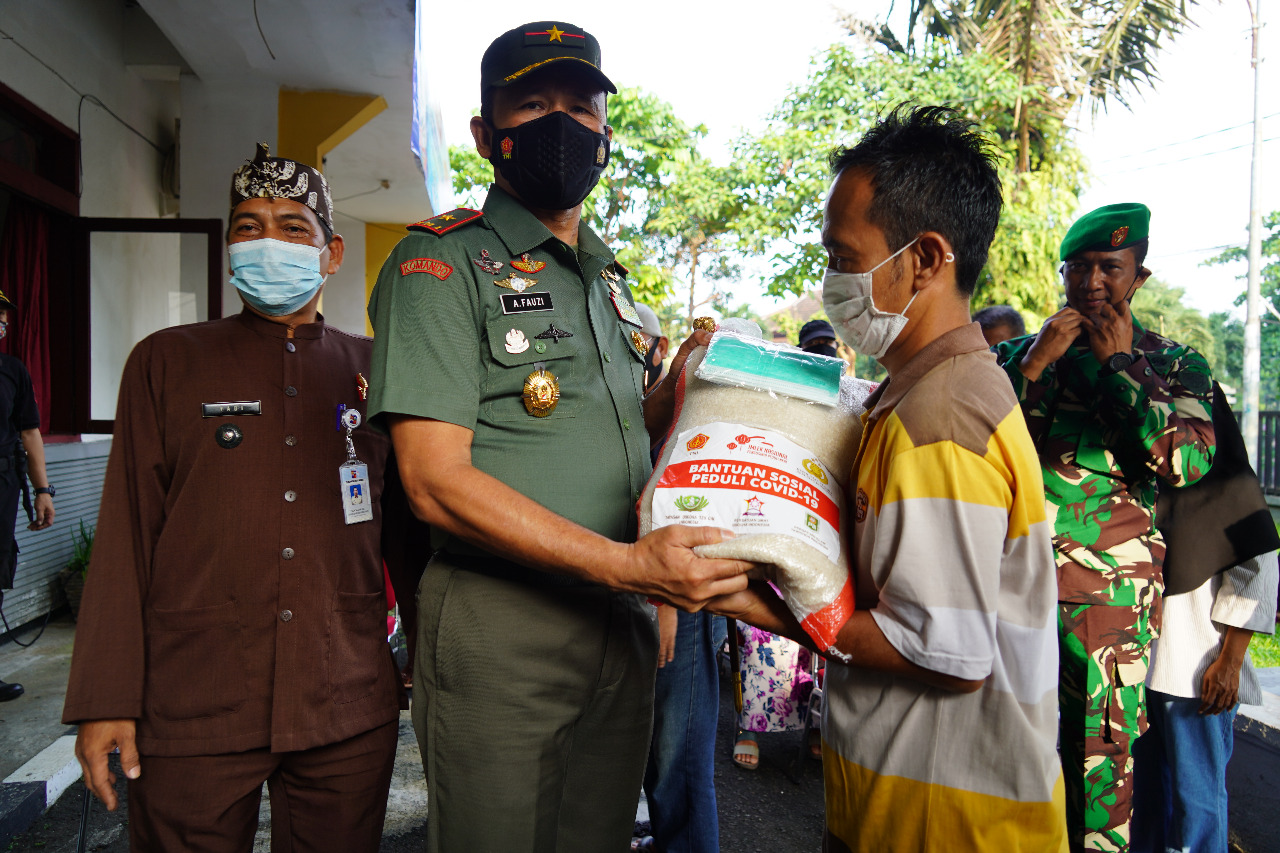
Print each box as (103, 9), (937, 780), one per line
(995, 203), (1215, 852)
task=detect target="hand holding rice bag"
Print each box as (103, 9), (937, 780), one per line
(638, 325), (875, 654)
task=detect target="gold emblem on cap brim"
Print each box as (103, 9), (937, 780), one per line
(1111, 225), (1129, 246)
(522, 368), (560, 417)
(693, 317), (718, 332)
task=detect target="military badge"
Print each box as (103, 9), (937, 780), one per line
(505, 328), (530, 354)
(631, 331), (649, 357)
(511, 253), (546, 274)
(356, 373), (369, 401)
(612, 293), (642, 327)
(400, 257), (453, 280)
(473, 249), (504, 274)
(596, 141), (607, 165)
(522, 366), (561, 417)
(501, 137), (514, 160)
(1111, 225), (1129, 247)
(494, 272), (539, 293)
(534, 322), (574, 344)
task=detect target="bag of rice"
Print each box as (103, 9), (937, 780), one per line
(638, 327), (875, 656)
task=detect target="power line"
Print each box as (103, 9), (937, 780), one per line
(1094, 134), (1279, 175)
(1092, 111), (1280, 164)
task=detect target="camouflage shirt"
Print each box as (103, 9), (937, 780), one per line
(995, 319), (1215, 607)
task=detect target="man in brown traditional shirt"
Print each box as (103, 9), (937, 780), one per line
(63, 144), (402, 852)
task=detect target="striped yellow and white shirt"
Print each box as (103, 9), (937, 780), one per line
(823, 323), (1067, 853)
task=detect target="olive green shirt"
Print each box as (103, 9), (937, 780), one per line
(367, 186), (651, 553)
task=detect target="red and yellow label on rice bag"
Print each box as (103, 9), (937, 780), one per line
(654, 422), (844, 561)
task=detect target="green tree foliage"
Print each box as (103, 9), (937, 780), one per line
(1130, 276), (1219, 369)
(1205, 209), (1280, 406)
(889, 0), (1194, 172)
(732, 40), (1085, 319)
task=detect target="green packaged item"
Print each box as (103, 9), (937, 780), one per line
(695, 332), (844, 406)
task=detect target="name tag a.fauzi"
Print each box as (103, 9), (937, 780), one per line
(201, 401), (263, 418)
(501, 292), (554, 314)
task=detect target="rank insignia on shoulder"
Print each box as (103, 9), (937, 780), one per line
(407, 208), (484, 235)
(511, 253), (546, 274)
(494, 272), (539, 293)
(473, 249), (504, 274)
(400, 257), (453, 280)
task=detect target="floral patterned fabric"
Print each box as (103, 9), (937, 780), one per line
(736, 625), (814, 733)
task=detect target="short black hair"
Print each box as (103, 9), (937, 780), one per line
(1130, 238), (1149, 268)
(828, 104), (1003, 296)
(972, 305), (1026, 337)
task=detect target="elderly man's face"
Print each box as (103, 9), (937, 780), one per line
(228, 198), (343, 277)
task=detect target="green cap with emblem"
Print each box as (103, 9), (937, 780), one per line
(1060, 202), (1151, 261)
(481, 21), (616, 94)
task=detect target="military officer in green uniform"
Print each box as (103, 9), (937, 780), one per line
(994, 203), (1216, 853)
(366, 21), (752, 853)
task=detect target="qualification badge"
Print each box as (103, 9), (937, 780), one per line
(473, 249), (504, 274)
(631, 331), (650, 357)
(356, 373), (369, 401)
(505, 328), (530, 354)
(511, 252), (546, 274)
(522, 363), (560, 417)
(494, 272), (539, 293)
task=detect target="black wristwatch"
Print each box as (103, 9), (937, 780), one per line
(34, 485), (55, 497)
(1104, 352), (1134, 375)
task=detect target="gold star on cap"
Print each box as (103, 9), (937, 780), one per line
(546, 25), (565, 42)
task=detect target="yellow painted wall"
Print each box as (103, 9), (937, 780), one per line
(364, 223), (409, 336)
(277, 90), (387, 169)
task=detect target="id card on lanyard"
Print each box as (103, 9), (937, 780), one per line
(338, 407), (372, 525)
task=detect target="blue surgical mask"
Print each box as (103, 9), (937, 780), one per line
(228, 238), (325, 316)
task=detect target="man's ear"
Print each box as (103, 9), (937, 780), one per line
(470, 115), (493, 160)
(605, 124), (613, 142)
(323, 234), (345, 276)
(913, 231), (954, 291)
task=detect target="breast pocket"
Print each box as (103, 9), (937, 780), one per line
(483, 317), (580, 421)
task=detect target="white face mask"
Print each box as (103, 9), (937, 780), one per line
(821, 238), (919, 360)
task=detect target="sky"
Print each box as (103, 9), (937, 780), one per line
(426, 1), (1279, 320)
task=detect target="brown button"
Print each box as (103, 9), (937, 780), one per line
(284, 490), (297, 502)
(286, 342), (296, 353)
(285, 435), (297, 446)
(281, 547), (295, 559)
(285, 386), (298, 397)
(280, 609), (293, 622)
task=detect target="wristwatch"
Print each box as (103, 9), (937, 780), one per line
(34, 485), (55, 497)
(1104, 352), (1134, 375)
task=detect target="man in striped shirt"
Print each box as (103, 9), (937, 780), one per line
(711, 105), (1065, 851)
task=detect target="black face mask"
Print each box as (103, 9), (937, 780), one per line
(488, 111), (610, 211)
(644, 350), (663, 392)
(804, 343), (839, 358)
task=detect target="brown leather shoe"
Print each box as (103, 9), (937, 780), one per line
(0, 680), (24, 702)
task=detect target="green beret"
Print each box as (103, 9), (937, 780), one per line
(1059, 203), (1150, 261)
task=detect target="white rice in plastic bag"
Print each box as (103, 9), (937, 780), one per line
(638, 345), (875, 654)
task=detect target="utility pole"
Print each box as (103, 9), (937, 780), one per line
(1244, 0), (1264, 467)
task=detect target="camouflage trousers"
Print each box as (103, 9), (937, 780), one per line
(1058, 601), (1155, 853)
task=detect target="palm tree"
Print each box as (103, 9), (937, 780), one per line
(848, 0), (1195, 172)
